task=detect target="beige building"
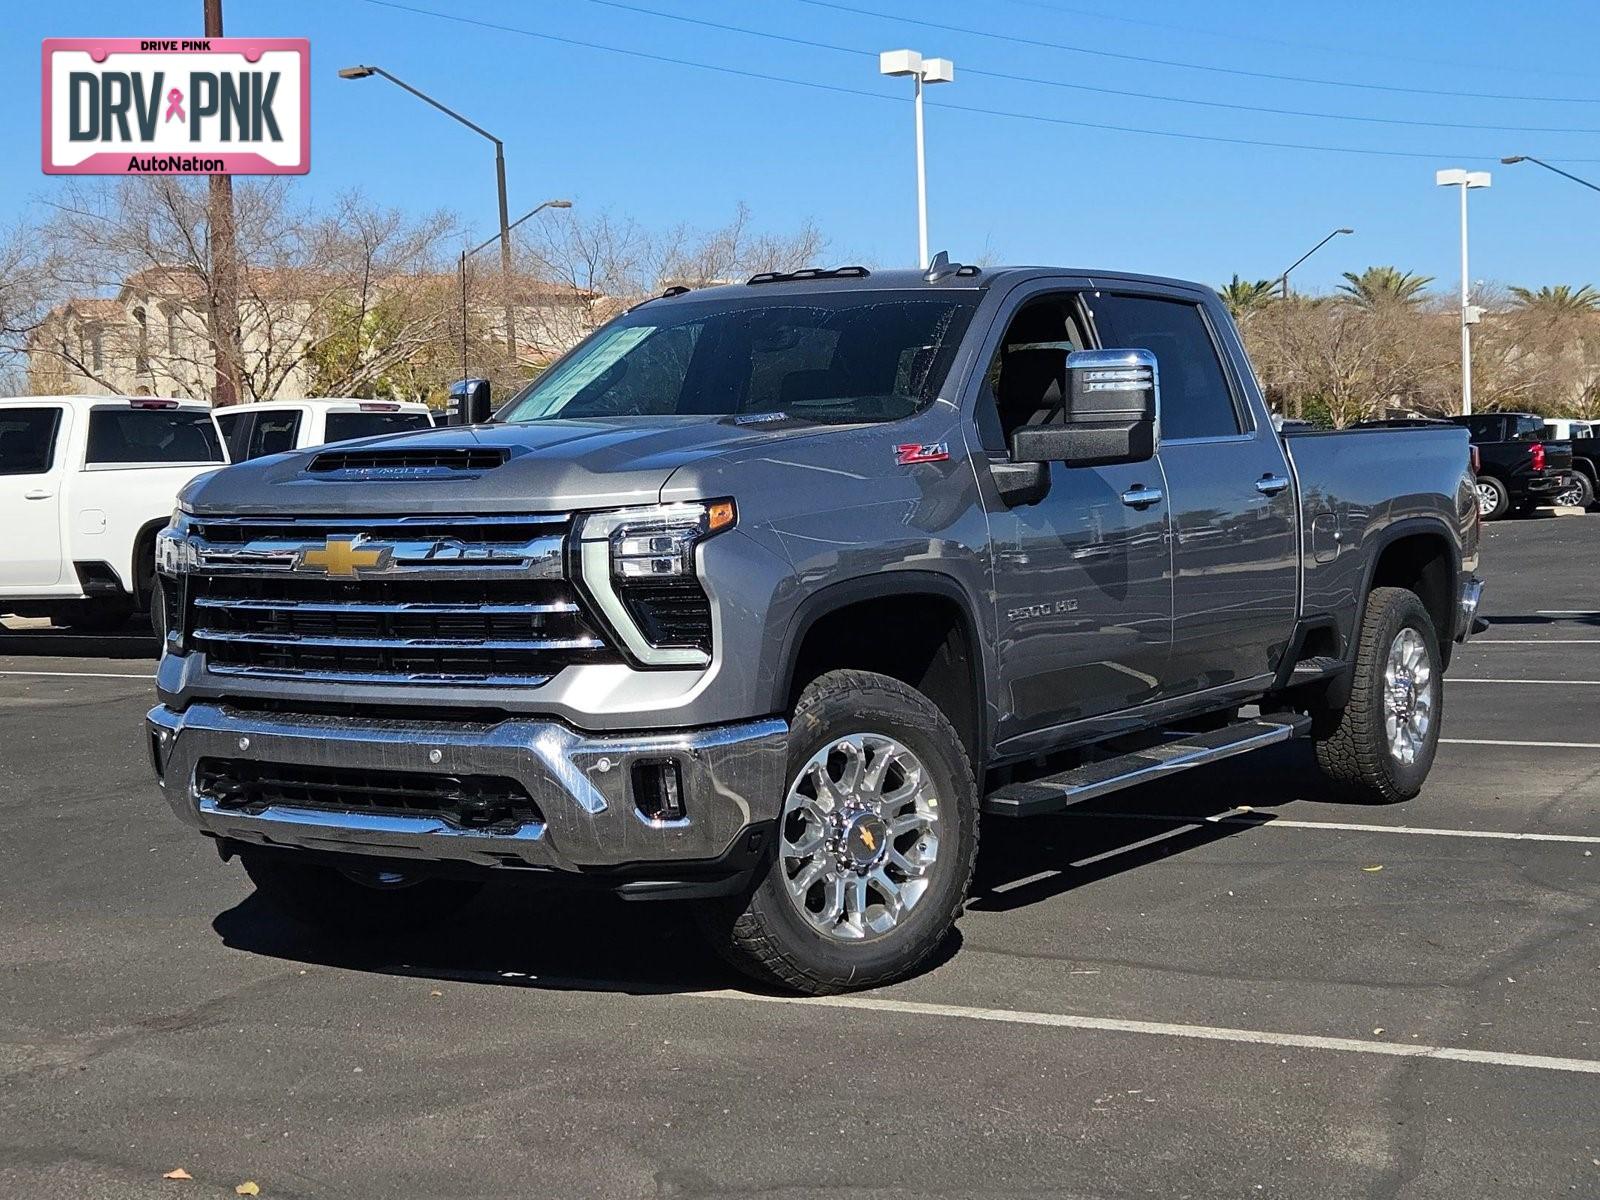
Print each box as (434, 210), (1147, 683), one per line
(28, 266), (600, 402)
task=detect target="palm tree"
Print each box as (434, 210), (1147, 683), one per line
(1337, 266), (1434, 308)
(1219, 275), (1278, 319)
(1509, 284), (1600, 314)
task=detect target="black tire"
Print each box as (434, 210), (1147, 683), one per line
(1559, 471), (1595, 510)
(148, 576), (169, 646)
(699, 669), (979, 994)
(1311, 587), (1443, 804)
(240, 851), (483, 936)
(52, 599), (133, 633)
(1474, 476), (1509, 521)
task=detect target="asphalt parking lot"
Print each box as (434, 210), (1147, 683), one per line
(3, 513), (1598, 1199)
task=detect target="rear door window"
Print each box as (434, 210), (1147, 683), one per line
(247, 411), (303, 458)
(1508, 416), (1547, 441)
(323, 411), (433, 443)
(0, 407), (63, 475)
(1084, 293), (1243, 441)
(85, 406), (225, 465)
(215, 410), (252, 461)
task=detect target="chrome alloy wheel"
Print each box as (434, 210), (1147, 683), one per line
(1554, 481), (1585, 508)
(1474, 482), (1500, 518)
(779, 733), (940, 941)
(1383, 627), (1435, 765)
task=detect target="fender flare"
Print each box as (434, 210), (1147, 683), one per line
(1350, 514), (1462, 663)
(773, 569), (992, 763)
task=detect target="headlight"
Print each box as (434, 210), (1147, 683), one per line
(576, 500), (735, 668)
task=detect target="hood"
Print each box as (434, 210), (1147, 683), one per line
(180, 414), (842, 516)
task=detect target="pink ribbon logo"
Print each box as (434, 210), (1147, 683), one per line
(164, 88), (185, 123)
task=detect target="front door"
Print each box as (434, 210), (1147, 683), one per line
(1084, 290), (1298, 694)
(974, 288), (1173, 749)
(0, 405), (67, 590)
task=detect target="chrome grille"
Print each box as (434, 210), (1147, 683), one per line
(182, 515), (617, 687)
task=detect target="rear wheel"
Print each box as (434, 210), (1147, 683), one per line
(700, 670), (978, 994)
(1311, 587), (1442, 804)
(1474, 476), (1509, 520)
(240, 851), (483, 936)
(1555, 472), (1595, 510)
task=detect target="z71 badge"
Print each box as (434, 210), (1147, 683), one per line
(895, 442), (951, 465)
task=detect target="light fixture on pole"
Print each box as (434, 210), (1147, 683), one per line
(458, 200), (573, 389)
(1436, 168), (1491, 417)
(1500, 155), (1600, 196)
(340, 64), (522, 362)
(879, 49), (954, 268)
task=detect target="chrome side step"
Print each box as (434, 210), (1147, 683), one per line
(982, 715), (1310, 819)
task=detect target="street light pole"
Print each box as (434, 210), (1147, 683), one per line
(1436, 168), (1491, 417)
(339, 64), (519, 362)
(1274, 228), (1352, 419)
(1501, 155), (1600, 196)
(879, 50), (954, 268)
(457, 200), (572, 389)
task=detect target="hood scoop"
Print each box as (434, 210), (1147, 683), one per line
(304, 446), (510, 481)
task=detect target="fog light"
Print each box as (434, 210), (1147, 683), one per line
(633, 759), (686, 822)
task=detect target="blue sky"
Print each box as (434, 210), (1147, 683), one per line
(8, 0), (1600, 292)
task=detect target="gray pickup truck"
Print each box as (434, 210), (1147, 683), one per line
(150, 259), (1483, 993)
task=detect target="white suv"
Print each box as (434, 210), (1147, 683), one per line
(0, 396), (227, 634)
(215, 398), (434, 462)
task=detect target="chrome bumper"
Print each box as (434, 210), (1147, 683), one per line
(147, 703), (788, 872)
(1457, 575), (1485, 641)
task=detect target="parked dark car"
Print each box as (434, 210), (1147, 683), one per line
(1544, 419), (1598, 510)
(1450, 413), (1573, 519)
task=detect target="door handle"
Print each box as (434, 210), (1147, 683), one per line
(1121, 486), (1163, 509)
(23, 489), (54, 500)
(1254, 474), (1290, 496)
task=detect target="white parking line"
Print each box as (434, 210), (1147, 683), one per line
(0, 669), (152, 680)
(1074, 809), (1600, 846)
(1468, 640), (1600, 644)
(1440, 737), (1600, 750)
(1452, 677), (1600, 685)
(702, 992), (1600, 1077)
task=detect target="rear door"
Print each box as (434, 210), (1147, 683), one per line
(0, 404), (67, 589)
(1085, 289), (1298, 696)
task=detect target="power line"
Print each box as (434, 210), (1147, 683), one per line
(794, 0), (1600, 105)
(992, 0), (1591, 81)
(577, 0), (1600, 137)
(350, 0), (1600, 163)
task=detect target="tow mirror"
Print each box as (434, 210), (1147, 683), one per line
(447, 378), (493, 426)
(1011, 348), (1158, 467)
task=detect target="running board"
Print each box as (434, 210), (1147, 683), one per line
(982, 715), (1311, 819)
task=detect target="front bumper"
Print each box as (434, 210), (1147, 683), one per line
(147, 703), (788, 880)
(1456, 575), (1486, 642)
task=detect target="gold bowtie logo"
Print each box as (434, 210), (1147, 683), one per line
(298, 537), (388, 576)
(859, 826), (877, 852)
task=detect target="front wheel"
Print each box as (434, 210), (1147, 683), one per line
(1311, 587), (1443, 804)
(700, 670), (979, 994)
(240, 851), (483, 937)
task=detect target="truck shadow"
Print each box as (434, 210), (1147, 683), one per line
(968, 740), (1328, 913)
(1481, 612), (1600, 629)
(209, 745), (1328, 992)
(0, 621), (160, 661)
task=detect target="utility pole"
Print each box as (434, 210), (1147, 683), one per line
(204, 0), (243, 407)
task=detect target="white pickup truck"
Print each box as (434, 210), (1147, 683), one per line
(214, 398), (434, 462)
(0, 395), (227, 635)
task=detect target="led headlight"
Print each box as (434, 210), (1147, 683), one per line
(577, 500), (735, 667)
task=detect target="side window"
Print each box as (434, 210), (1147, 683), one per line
(215, 411), (251, 461)
(248, 411), (303, 458)
(1086, 293), (1242, 441)
(1508, 416), (1545, 442)
(0, 407), (63, 476)
(979, 294), (1087, 446)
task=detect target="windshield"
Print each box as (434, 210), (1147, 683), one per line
(325, 411), (433, 443)
(499, 291), (977, 425)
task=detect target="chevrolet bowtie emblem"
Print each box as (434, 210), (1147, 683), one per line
(859, 826), (877, 852)
(297, 537), (389, 576)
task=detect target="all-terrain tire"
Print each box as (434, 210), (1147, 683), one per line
(240, 851), (483, 937)
(1312, 587), (1443, 804)
(699, 670), (979, 994)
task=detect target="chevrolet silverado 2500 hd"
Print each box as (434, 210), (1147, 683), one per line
(149, 260), (1483, 993)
